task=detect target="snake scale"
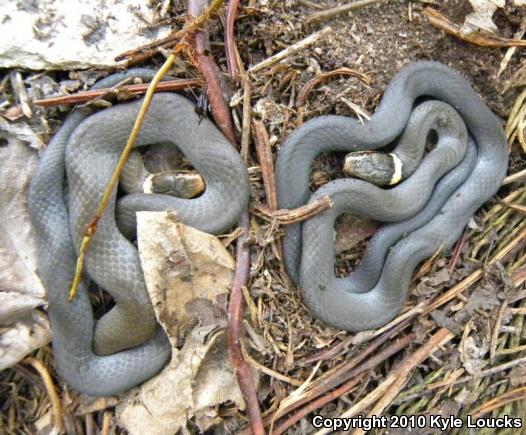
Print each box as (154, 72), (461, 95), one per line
(276, 61), (509, 331)
(28, 61), (508, 395)
(28, 70), (250, 395)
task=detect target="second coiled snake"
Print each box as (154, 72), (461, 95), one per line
(276, 61), (509, 331)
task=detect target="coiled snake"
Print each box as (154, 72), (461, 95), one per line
(276, 61), (509, 331)
(28, 71), (250, 396)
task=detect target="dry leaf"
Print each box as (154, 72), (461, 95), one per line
(116, 212), (254, 434)
(0, 311), (50, 370)
(334, 214), (378, 254)
(460, 335), (490, 375)
(0, 124), (49, 369)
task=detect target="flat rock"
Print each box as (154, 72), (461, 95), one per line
(0, 0), (170, 70)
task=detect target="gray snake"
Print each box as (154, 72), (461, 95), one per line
(28, 70), (250, 395)
(276, 61), (508, 331)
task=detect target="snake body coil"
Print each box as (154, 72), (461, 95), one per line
(276, 61), (508, 331)
(28, 71), (249, 396)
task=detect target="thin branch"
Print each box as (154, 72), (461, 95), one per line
(69, 53), (178, 300)
(227, 212), (265, 435)
(253, 196), (333, 225)
(248, 27), (332, 74)
(33, 79), (202, 107)
(497, 197), (526, 214)
(225, 0), (242, 79)
(503, 168), (526, 185)
(295, 67), (371, 108)
(218, 0), (265, 432)
(424, 7), (526, 48)
(305, 0), (387, 24)
(25, 357), (63, 433)
(263, 316), (417, 429)
(4, 79), (202, 119)
(101, 412), (112, 435)
(472, 386), (526, 418)
(253, 121), (278, 211)
(240, 74), (252, 161)
(271, 376), (364, 435)
(302, 334), (356, 363)
(448, 229), (468, 274)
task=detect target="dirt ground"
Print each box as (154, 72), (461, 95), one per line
(1, 0), (526, 433)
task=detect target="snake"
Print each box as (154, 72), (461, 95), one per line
(28, 70), (250, 396)
(276, 61), (508, 331)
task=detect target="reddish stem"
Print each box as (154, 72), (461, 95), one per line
(225, 0), (241, 79)
(187, 1), (264, 432)
(227, 212), (265, 434)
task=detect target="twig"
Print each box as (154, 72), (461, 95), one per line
(305, 0), (387, 24)
(299, 0), (325, 9)
(395, 356), (526, 405)
(495, 343), (526, 356)
(191, 1), (237, 145)
(4, 79), (202, 119)
(24, 357), (63, 433)
(351, 304), (424, 346)
(472, 386), (526, 418)
(248, 27), (332, 74)
(497, 197), (526, 214)
(228, 212), (265, 435)
(101, 412), (112, 435)
(271, 376), (364, 435)
(448, 229), (468, 274)
(85, 414), (95, 435)
(219, 0), (265, 432)
(490, 300), (507, 359)
(424, 8), (526, 48)
(33, 79), (201, 107)
(295, 67), (371, 107)
(253, 196), (333, 225)
(243, 346), (303, 387)
(69, 54), (178, 300)
(253, 121), (278, 211)
(240, 74), (252, 161)
(428, 356), (526, 392)
(10, 71), (32, 117)
(302, 334), (356, 363)
(498, 17), (526, 77)
(503, 168), (526, 185)
(225, 0), (242, 79)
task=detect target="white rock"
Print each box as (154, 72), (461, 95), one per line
(461, 0), (505, 34)
(0, 0), (171, 70)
